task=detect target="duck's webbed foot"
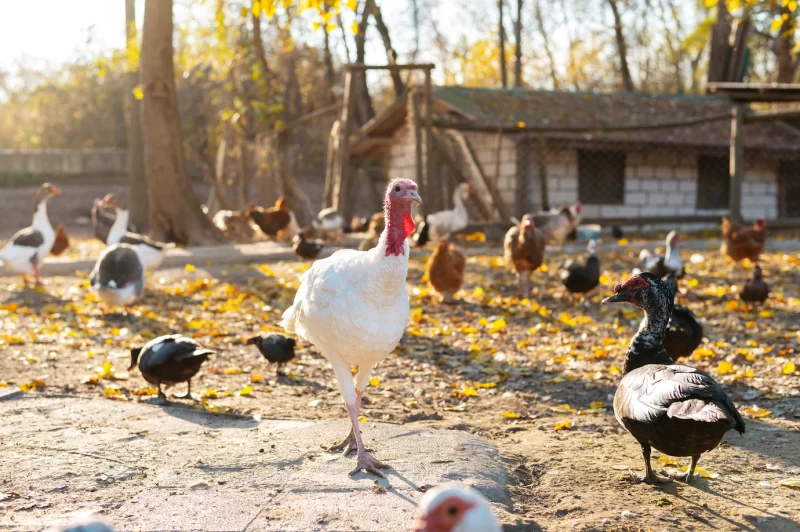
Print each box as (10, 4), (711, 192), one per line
(634, 444), (672, 485)
(634, 469), (672, 485)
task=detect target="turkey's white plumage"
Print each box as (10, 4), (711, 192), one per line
(280, 178), (421, 477)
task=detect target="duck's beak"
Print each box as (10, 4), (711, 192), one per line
(601, 293), (625, 305)
(51, 186), (61, 196)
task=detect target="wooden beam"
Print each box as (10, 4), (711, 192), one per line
(408, 88), (424, 214)
(344, 63), (435, 71)
(729, 103), (744, 223)
(280, 102), (340, 132)
(744, 108), (800, 123)
(332, 71), (356, 218)
(431, 112), (732, 134)
(708, 82), (800, 102)
(423, 69), (436, 212)
(448, 131), (508, 220)
(431, 133), (492, 220)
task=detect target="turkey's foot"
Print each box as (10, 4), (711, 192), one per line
(327, 430), (357, 455)
(349, 449), (390, 478)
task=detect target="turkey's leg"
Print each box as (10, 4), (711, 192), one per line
(327, 388), (360, 455)
(635, 444), (670, 485)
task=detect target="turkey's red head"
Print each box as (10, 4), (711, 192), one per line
(754, 217), (766, 230)
(384, 178), (421, 256)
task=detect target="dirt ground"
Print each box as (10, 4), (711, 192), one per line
(1, 238), (799, 531)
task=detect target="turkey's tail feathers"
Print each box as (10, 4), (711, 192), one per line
(279, 305), (298, 334)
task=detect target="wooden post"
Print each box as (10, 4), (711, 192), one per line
(408, 88), (424, 213)
(333, 71), (356, 217)
(492, 126), (503, 200)
(423, 69), (435, 212)
(729, 103), (744, 223)
(536, 135), (550, 211)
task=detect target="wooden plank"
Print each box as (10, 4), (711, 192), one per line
(729, 103), (744, 223)
(448, 130), (508, 220)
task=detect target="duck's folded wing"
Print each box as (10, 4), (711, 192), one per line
(627, 365), (745, 433)
(10, 227), (44, 248)
(147, 336), (214, 367)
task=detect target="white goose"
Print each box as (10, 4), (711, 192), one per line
(100, 193), (172, 271)
(0, 183), (61, 284)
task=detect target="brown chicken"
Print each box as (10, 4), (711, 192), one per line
(249, 196), (291, 237)
(358, 212), (385, 251)
(721, 216), (766, 262)
(212, 210), (256, 241)
(50, 223), (70, 256)
(427, 239), (466, 303)
(504, 214), (547, 294)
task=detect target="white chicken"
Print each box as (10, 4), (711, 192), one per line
(424, 182), (471, 242)
(312, 207), (345, 241)
(544, 201), (582, 244)
(280, 178), (421, 477)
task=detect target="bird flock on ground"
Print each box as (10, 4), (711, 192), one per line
(0, 180), (773, 531)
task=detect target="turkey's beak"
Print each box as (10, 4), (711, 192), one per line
(406, 190), (422, 204)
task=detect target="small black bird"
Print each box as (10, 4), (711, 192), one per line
(740, 265), (769, 304)
(247, 334), (296, 375)
(129, 335), (215, 402)
(293, 233), (324, 260)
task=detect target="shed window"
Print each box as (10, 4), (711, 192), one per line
(696, 156), (730, 210)
(578, 150), (625, 205)
(779, 161), (800, 217)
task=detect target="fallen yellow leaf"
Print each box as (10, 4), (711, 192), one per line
(225, 368), (243, 375)
(202, 388), (219, 399)
(185, 264), (196, 272)
(358, 415), (367, 422)
(783, 362), (796, 375)
(725, 300), (740, 311)
(460, 386), (478, 397)
(554, 417), (571, 430)
(717, 361), (735, 374)
(759, 310), (774, 318)
(251, 374), (265, 383)
(103, 387), (122, 396)
(502, 411), (520, 419)
(589, 401), (605, 410)
(617, 238), (629, 246)
(239, 385), (253, 396)
(743, 405), (772, 418)
(472, 287), (485, 298)
(369, 377), (380, 387)
(609, 364), (621, 375)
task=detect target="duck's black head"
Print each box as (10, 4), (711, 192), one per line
(246, 336), (260, 346)
(752, 265), (763, 279)
(128, 347), (143, 371)
(602, 272), (673, 316)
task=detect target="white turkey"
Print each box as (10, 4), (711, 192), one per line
(280, 178), (421, 477)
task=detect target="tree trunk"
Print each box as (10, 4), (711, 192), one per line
(708, 1), (731, 83)
(125, 0), (148, 231)
(513, 0), (523, 87)
(498, 0), (507, 88)
(535, 1), (559, 89)
(371, 2), (406, 95)
(252, 6), (272, 96)
(140, 0), (224, 245)
(776, 7), (796, 83)
(606, 0), (634, 92)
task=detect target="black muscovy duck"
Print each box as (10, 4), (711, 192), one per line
(129, 335), (215, 402)
(413, 218), (430, 247)
(740, 265), (769, 304)
(560, 239), (600, 295)
(602, 272), (745, 484)
(247, 334), (296, 376)
(663, 274), (703, 361)
(292, 232), (324, 260)
(638, 230), (684, 279)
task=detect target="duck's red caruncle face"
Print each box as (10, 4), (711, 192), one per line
(603, 275), (650, 304)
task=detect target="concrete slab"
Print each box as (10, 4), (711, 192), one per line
(0, 394), (510, 531)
